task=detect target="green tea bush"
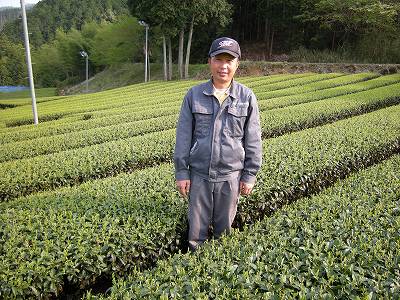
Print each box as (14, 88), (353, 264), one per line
(1, 106), (400, 298)
(259, 73), (400, 109)
(3, 80), (400, 162)
(100, 154), (400, 299)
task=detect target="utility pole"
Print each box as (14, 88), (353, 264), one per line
(139, 20), (150, 83)
(20, 0), (38, 125)
(79, 51), (89, 93)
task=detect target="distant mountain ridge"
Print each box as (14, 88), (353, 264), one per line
(0, 7), (16, 11)
(0, 4), (35, 10)
(0, 4), (34, 31)
(1, 0), (128, 47)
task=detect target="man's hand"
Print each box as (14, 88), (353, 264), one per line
(176, 180), (191, 198)
(240, 181), (254, 196)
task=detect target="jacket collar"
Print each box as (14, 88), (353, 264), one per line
(203, 78), (239, 99)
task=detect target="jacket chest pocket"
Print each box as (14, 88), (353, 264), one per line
(226, 105), (248, 137)
(193, 105), (213, 138)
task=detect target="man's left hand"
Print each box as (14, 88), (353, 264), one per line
(240, 181), (254, 196)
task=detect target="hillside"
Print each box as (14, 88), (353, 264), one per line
(61, 63), (208, 95)
(0, 4), (34, 31)
(1, 0), (399, 89)
(1, 0), (129, 46)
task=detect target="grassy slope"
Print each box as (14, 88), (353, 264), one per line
(64, 63), (209, 95)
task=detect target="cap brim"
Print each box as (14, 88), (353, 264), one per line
(209, 49), (240, 58)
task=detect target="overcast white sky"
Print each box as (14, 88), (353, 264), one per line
(0, 0), (41, 8)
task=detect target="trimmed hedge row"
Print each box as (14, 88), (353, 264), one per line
(87, 74), (315, 118)
(249, 73), (344, 94)
(1, 92), (183, 128)
(2, 80), (400, 162)
(82, 97), (182, 120)
(0, 95), (66, 106)
(1, 96), (400, 201)
(260, 81), (400, 138)
(235, 73), (313, 89)
(259, 73), (400, 110)
(100, 154), (400, 299)
(0, 80), (196, 127)
(1, 73), (395, 144)
(0, 114), (178, 162)
(0, 164), (186, 299)
(0, 114), (178, 163)
(237, 105), (400, 225)
(1, 106), (400, 298)
(0, 106), (179, 145)
(0, 74), (382, 133)
(0, 73), (332, 129)
(255, 72), (379, 99)
(1, 73), (302, 127)
(88, 71), (310, 119)
(0, 75), (394, 143)
(244, 73), (315, 90)
(0, 128), (176, 201)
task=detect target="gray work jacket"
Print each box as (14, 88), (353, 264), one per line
(174, 79), (262, 184)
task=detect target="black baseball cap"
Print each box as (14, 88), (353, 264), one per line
(208, 37), (241, 58)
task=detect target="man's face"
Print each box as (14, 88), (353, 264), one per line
(208, 53), (239, 87)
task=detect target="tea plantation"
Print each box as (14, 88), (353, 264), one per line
(0, 73), (399, 299)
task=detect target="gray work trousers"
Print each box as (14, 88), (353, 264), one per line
(188, 172), (241, 251)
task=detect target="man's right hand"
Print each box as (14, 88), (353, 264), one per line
(176, 180), (191, 198)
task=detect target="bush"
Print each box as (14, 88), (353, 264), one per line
(99, 154), (400, 299)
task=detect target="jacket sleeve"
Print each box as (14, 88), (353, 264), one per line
(174, 90), (193, 181)
(241, 91), (262, 184)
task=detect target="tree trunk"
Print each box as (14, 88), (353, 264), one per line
(264, 18), (270, 59)
(184, 15), (194, 79)
(162, 35), (167, 81)
(178, 29), (184, 79)
(269, 28), (274, 58)
(245, 0), (249, 40)
(168, 37), (172, 81)
(240, 2), (245, 41)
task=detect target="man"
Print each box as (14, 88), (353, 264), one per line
(174, 37), (262, 251)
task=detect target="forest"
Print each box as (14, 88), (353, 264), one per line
(0, 6), (32, 31)
(0, 0), (399, 87)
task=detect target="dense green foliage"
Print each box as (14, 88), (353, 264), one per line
(0, 164), (186, 298)
(89, 16), (143, 66)
(258, 73), (400, 109)
(2, 74), (400, 200)
(1, 0), (129, 47)
(1, 1), (132, 87)
(1, 102), (399, 294)
(226, 0), (400, 63)
(2, 103), (400, 298)
(0, 74), (399, 298)
(0, 5), (34, 31)
(128, 0), (233, 78)
(0, 7), (24, 31)
(30, 15), (144, 88)
(0, 35), (26, 86)
(1, 0), (399, 87)
(98, 154), (400, 299)
(2, 76), (400, 162)
(1, 73), (399, 141)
